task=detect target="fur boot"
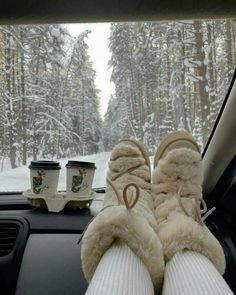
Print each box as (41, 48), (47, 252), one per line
(81, 139), (165, 288)
(152, 131), (226, 274)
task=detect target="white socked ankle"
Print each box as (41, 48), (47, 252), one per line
(163, 250), (233, 295)
(86, 242), (154, 295)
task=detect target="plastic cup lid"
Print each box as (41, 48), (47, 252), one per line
(29, 160), (61, 170)
(65, 161), (96, 169)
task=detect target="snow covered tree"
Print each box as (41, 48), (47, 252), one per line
(65, 31), (102, 156)
(193, 115), (203, 151)
(105, 20), (235, 154)
(0, 24), (102, 167)
(0, 20), (235, 169)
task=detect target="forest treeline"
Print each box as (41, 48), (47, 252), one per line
(0, 20), (235, 169)
(0, 26), (101, 168)
(103, 20), (236, 154)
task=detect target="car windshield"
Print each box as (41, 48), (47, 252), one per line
(0, 19), (235, 192)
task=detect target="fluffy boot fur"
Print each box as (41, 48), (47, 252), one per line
(81, 139), (165, 288)
(152, 147), (226, 275)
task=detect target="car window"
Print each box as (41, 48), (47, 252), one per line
(0, 20), (235, 192)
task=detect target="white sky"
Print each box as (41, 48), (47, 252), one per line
(66, 23), (115, 118)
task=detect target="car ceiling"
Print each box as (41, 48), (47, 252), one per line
(0, 0), (236, 24)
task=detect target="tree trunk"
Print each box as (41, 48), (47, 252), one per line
(180, 28), (189, 131)
(20, 30), (27, 165)
(194, 20), (210, 146)
(32, 39), (41, 161)
(5, 30), (17, 168)
(225, 20), (234, 85)
(206, 22), (218, 127)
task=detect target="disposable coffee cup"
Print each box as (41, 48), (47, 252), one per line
(66, 161), (96, 198)
(28, 161), (61, 196)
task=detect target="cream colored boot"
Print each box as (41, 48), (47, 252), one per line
(152, 131), (225, 274)
(81, 138), (165, 288)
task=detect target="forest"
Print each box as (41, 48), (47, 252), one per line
(0, 20), (235, 170)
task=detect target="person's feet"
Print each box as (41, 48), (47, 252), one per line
(152, 131), (225, 274)
(153, 130), (200, 167)
(105, 138), (157, 230)
(81, 138), (164, 288)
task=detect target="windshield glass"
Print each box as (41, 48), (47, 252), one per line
(0, 20), (235, 192)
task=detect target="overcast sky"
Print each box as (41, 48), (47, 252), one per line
(66, 23), (115, 118)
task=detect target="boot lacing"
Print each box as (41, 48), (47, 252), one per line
(77, 179), (140, 244)
(106, 178), (140, 210)
(176, 182), (216, 226)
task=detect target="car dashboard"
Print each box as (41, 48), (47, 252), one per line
(0, 192), (104, 295)
(1, 185), (236, 295)
(1, 151), (236, 295)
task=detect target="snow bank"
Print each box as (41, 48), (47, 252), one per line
(0, 152), (110, 192)
(0, 152), (154, 192)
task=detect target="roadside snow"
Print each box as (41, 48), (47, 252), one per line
(0, 152), (110, 192)
(0, 152), (154, 192)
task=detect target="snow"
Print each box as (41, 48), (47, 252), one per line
(0, 20), (234, 192)
(184, 58), (192, 68)
(9, 37), (15, 48)
(51, 28), (60, 38)
(149, 113), (155, 122)
(203, 58), (209, 66)
(0, 152), (155, 192)
(180, 20), (194, 24)
(178, 117), (185, 130)
(186, 73), (202, 82)
(0, 152), (110, 192)
(204, 45), (211, 54)
(183, 38), (195, 45)
(184, 58), (201, 68)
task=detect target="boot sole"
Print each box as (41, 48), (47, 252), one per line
(154, 131), (200, 168)
(119, 138), (151, 172)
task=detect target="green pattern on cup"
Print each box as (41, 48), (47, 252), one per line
(33, 176), (42, 194)
(71, 175), (83, 192)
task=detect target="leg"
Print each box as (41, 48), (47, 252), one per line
(86, 242), (154, 295)
(81, 139), (164, 288)
(162, 250), (233, 295)
(152, 131), (226, 275)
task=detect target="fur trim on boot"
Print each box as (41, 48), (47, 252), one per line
(152, 133), (225, 275)
(81, 139), (165, 288)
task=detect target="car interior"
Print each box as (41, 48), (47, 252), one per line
(0, 1), (236, 294)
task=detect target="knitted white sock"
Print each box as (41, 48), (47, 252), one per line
(86, 242), (154, 295)
(163, 250), (233, 295)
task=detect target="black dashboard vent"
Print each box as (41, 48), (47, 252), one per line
(0, 223), (18, 256)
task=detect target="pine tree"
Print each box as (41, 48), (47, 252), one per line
(0, 20), (235, 170)
(192, 115), (203, 151)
